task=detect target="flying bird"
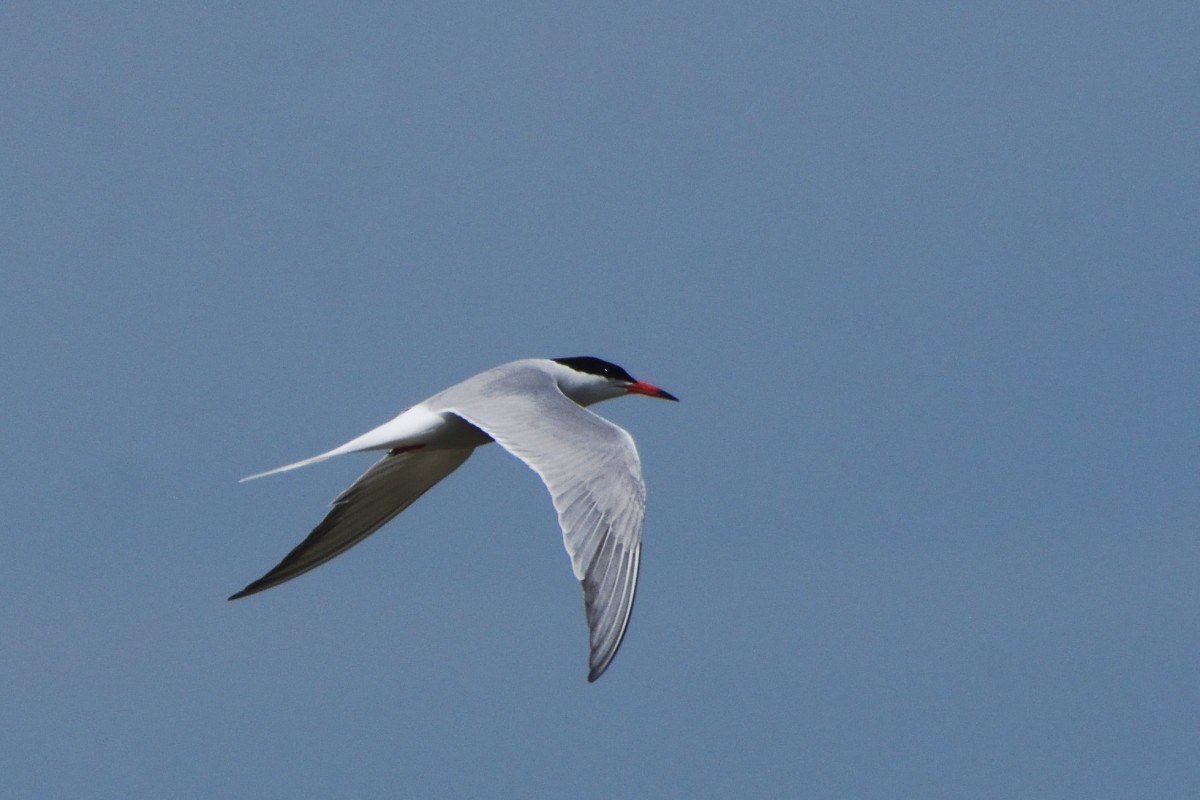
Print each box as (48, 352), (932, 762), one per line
(232, 356), (678, 681)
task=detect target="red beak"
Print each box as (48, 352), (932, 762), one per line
(626, 380), (679, 401)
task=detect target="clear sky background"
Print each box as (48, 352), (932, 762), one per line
(3, 3), (1197, 798)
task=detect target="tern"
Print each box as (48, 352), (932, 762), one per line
(232, 356), (677, 681)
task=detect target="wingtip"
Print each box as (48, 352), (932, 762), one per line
(586, 644), (617, 682)
(228, 578), (270, 601)
(586, 659), (613, 682)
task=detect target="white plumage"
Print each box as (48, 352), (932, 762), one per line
(233, 357), (677, 682)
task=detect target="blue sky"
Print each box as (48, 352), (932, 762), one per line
(3, 3), (1197, 797)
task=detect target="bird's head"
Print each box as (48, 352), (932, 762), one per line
(550, 356), (679, 406)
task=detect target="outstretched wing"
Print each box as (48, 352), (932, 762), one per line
(438, 369), (646, 682)
(230, 447), (473, 599)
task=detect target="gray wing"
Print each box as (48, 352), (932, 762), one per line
(230, 447), (473, 600)
(437, 368), (646, 682)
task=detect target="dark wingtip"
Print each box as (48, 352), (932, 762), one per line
(227, 580), (267, 601)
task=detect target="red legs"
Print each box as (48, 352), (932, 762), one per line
(389, 443), (428, 456)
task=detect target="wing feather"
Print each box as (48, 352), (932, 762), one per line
(230, 447), (473, 599)
(437, 368), (647, 681)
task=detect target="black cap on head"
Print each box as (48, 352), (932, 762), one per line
(552, 356), (636, 383)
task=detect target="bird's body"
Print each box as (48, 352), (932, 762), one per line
(233, 357), (677, 681)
